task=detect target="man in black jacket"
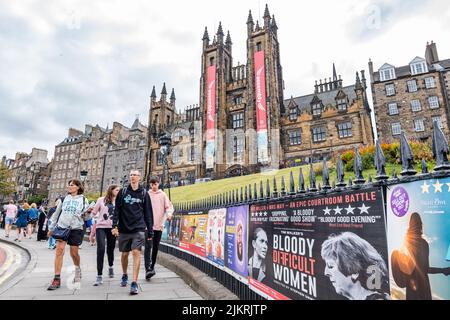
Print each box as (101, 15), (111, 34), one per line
(112, 169), (153, 295)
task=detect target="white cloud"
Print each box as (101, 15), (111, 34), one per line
(0, 0), (449, 160)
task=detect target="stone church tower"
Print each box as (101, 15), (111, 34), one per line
(199, 4), (285, 179)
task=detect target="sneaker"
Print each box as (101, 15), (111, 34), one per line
(47, 278), (61, 290)
(130, 282), (139, 295)
(93, 276), (103, 286)
(120, 274), (128, 287)
(145, 268), (156, 281)
(74, 267), (82, 283)
(108, 267), (114, 278)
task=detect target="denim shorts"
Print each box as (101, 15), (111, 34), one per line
(5, 217), (14, 225)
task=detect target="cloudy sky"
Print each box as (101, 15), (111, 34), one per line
(1, 0), (449, 160)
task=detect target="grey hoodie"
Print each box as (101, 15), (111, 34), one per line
(49, 195), (90, 231)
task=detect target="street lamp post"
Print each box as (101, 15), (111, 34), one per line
(159, 133), (172, 201)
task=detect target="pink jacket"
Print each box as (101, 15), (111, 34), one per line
(91, 197), (114, 229)
(148, 189), (174, 231)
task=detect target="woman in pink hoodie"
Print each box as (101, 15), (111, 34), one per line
(145, 176), (173, 280)
(91, 185), (120, 286)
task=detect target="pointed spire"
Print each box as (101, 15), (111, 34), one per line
(255, 20), (260, 30)
(225, 31), (232, 46)
(333, 63), (338, 82)
(299, 168), (305, 193)
(400, 131), (417, 176)
(432, 120), (450, 171)
(217, 21), (224, 36)
(150, 86), (156, 99)
(355, 71), (363, 90)
(247, 10), (254, 25)
(202, 26), (209, 41)
(375, 140), (388, 181)
(289, 171), (295, 195)
(281, 176), (286, 197)
(161, 82), (167, 95)
(421, 159), (429, 174)
(170, 88), (176, 101)
(354, 147), (366, 184)
(309, 163), (317, 192)
(263, 4), (271, 18)
(322, 159), (331, 190)
(336, 155), (346, 187)
(271, 15), (278, 31)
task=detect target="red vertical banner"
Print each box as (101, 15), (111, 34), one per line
(206, 65), (216, 169)
(254, 51), (269, 163)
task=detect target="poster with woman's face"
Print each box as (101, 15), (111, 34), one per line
(387, 177), (450, 300)
(225, 205), (248, 279)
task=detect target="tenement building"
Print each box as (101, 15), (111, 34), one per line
(49, 120), (147, 204)
(369, 41), (450, 143)
(145, 5), (374, 184)
(3, 148), (51, 203)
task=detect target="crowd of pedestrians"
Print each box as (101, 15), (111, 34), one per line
(0, 169), (173, 296)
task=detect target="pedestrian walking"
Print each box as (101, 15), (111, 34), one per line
(46, 180), (90, 290)
(144, 176), (173, 280)
(3, 200), (18, 238)
(27, 203), (39, 239)
(37, 205), (48, 241)
(112, 170), (153, 295)
(46, 199), (61, 250)
(91, 185), (120, 286)
(15, 202), (30, 242)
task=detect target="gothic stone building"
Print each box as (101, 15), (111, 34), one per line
(145, 5), (374, 184)
(369, 41), (450, 143)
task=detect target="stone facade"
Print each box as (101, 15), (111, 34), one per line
(144, 5), (374, 184)
(2, 148), (51, 203)
(48, 129), (83, 203)
(103, 119), (147, 188)
(369, 41), (450, 143)
(281, 68), (373, 166)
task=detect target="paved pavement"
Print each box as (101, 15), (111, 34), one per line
(0, 229), (203, 300)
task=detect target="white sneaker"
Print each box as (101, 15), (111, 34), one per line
(93, 276), (103, 286)
(74, 267), (82, 283)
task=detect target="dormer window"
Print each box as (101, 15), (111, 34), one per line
(337, 98), (348, 111)
(379, 64), (396, 81)
(289, 107), (298, 120)
(312, 103), (322, 116)
(410, 57), (428, 75)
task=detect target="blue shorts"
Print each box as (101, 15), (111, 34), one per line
(5, 217), (14, 225)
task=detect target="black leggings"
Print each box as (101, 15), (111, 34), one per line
(96, 228), (116, 276)
(144, 230), (162, 271)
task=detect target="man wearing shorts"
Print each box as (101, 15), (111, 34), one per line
(112, 170), (153, 295)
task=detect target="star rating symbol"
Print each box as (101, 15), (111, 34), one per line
(358, 203), (370, 214)
(323, 207), (332, 215)
(345, 205), (355, 215)
(421, 181), (430, 194)
(263, 211), (268, 217)
(433, 180), (443, 193)
(334, 206), (343, 215)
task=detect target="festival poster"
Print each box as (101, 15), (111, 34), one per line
(161, 212), (182, 246)
(225, 205), (249, 280)
(206, 65), (216, 170)
(248, 187), (389, 300)
(206, 208), (226, 266)
(179, 211), (208, 257)
(254, 50), (269, 163)
(387, 177), (450, 300)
